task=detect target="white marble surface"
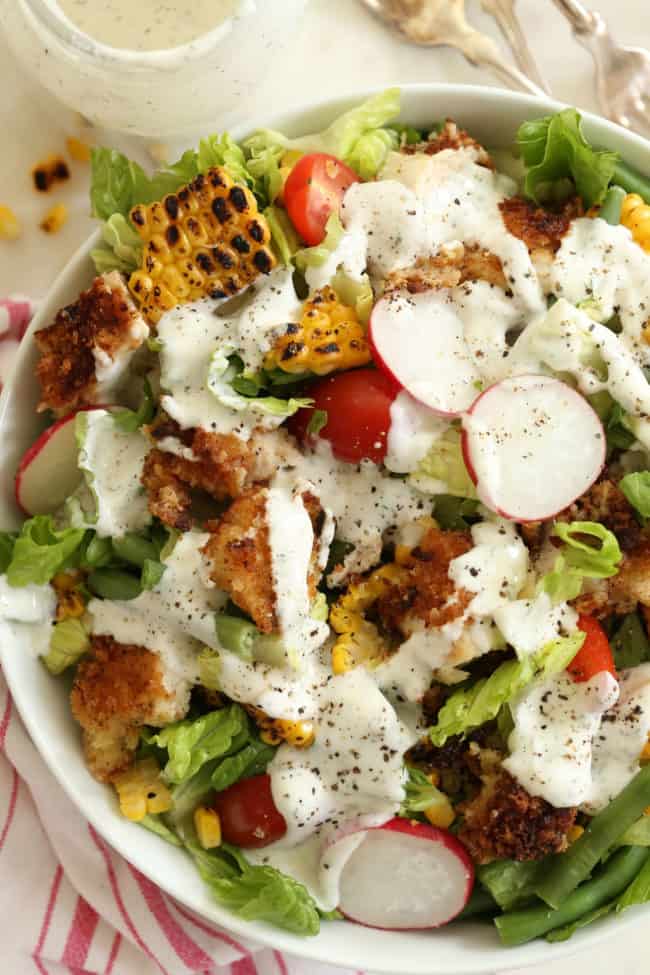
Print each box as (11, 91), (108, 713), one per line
(0, 1), (649, 972)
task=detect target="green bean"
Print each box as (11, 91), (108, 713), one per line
(599, 185), (626, 225)
(87, 569), (143, 602)
(613, 160), (650, 204)
(457, 886), (497, 920)
(535, 763), (650, 909)
(214, 614), (256, 661)
(496, 846), (649, 946)
(84, 535), (113, 569)
(111, 534), (159, 568)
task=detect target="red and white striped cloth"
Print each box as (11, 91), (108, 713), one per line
(0, 296), (359, 975)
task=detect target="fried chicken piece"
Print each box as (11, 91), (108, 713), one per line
(142, 417), (256, 530)
(35, 272), (148, 414)
(385, 243), (507, 295)
(458, 748), (577, 864)
(499, 195), (583, 256)
(375, 525), (472, 635)
(608, 535), (650, 612)
(401, 119), (493, 168)
(70, 636), (188, 782)
(202, 486), (326, 633)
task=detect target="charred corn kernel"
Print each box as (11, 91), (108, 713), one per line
(256, 715), (314, 748)
(0, 205), (22, 241)
(40, 203), (68, 234)
(621, 193), (650, 252)
(112, 758), (172, 822)
(330, 562), (409, 672)
(332, 643), (355, 675)
(568, 824), (585, 844)
(194, 807), (222, 849)
(52, 571), (85, 621)
(424, 796), (455, 829)
(66, 136), (91, 163)
(128, 167), (276, 324)
(32, 154), (70, 192)
(265, 286), (371, 377)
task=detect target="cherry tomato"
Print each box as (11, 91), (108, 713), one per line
(290, 368), (398, 464)
(213, 773), (286, 849)
(567, 615), (618, 683)
(283, 153), (359, 246)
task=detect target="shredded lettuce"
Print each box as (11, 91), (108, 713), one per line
(185, 838), (321, 936)
(0, 533), (17, 573)
(542, 521), (622, 603)
(329, 268), (373, 325)
(41, 618), (90, 676)
(112, 378), (156, 433)
(346, 126), (399, 180)
(90, 213), (143, 275)
(411, 428), (477, 499)
(307, 409), (328, 436)
(151, 705), (249, 784)
(432, 496), (480, 532)
(264, 204), (301, 265)
(516, 108), (618, 208)
(197, 133), (255, 190)
(211, 739), (276, 793)
(208, 349), (312, 419)
(139, 814), (183, 847)
(5, 517), (86, 588)
(478, 858), (547, 911)
(295, 212), (345, 270)
(400, 767), (449, 817)
(429, 634), (585, 747)
(620, 472), (650, 518)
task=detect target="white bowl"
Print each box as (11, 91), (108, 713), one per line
(2, 84), (650, 975)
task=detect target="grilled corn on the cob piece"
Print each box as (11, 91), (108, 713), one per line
(112, 757), (172, 822)
(330, 563), (407, 673)
(247, 707), (315, 748)
(621, 193), (650, 252)
(265, 286), (371, 376)
(128, 167), (276, 324)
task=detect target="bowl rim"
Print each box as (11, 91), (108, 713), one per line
(2, 81), (650, 974)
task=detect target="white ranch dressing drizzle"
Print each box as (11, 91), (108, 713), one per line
(216, 652), (323, 721)
(56, 0), (241, 51)
(504, 671), (620, 808)
(0, 578), (56, 661)
(76, 410), (151, 538)
(550, 217), (650, 365)
(449, 519), (528, 617)
(493, 593), (578, 659)
(250, 666), (415, 910)
(385, 390), (447, 474)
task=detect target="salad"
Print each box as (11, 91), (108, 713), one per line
(5, 88), (650, 944)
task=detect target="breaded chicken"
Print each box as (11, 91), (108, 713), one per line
(35, 272), (148, 414)
(70, 636), (188, 782)
(402, 119), (493, 168)
(375, 525), (472, 635)
(202, 486), (326, 633)
(385, 243), (507, 295)
(458, 748), (577, 864)
(499, 195), (582, 255)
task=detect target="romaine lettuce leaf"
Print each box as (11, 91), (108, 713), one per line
(211, 739), (276, 793)
(516, 108), (618, 208)
(295, 212), (345, 270)
(112, 378), (155, 433)
(620, 472), (650, 518)
(151, 704), (248, 784)
(541, 521), (622, 603)
(41, 618), (89, 676)
(264, 204), (301, 265)
(138, 814), (183, 847)
(5, 516), (86, 588)
(0, 533), (16, 574)
(207, 348), (312, 419)
(197, 133), (255, 190)
(411, 428), (477, 499)
(90, 213), (143, 275)
(478, 858), (547, 911)
(429, 633), (585, 747)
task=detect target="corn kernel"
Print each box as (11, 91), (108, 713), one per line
(621, 193), (650, 254)
(32, 154), (70, 192)
(568, 824), (585, 844)
(279, 720), (315, 748)
(0, 205), (22, 241)
(40, 203), (68, 235)
(194, 807), (222, 849)
(265, 286), (371, 377)
(112, 758), (172, 822)
(66, 136), (92, 163)
(424, 796), (455, 830)
(332, 644), (355, 675)
(128, 167), (276, 324)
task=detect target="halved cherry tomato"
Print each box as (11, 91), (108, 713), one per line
(289, 368), (398, 464)
(567, 615), (618, 683)
(213, 773), (286, 849)
(283, 153), (359, 246)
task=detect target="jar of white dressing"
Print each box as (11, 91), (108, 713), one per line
(1, 0), (309, 137)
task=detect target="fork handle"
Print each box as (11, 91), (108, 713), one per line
(466, 44), (548, 96)
(552, 0), (598, 34)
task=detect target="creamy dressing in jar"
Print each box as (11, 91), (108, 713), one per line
(56, 0), (241, 51)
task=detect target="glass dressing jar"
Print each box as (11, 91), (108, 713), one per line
(1, 0), (309, 138)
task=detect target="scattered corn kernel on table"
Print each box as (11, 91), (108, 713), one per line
(1, 1), (649, 973)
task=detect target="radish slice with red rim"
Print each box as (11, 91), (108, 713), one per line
(336, 818), (474, 930)
(369, 290), (481, 417)
(461, 375), (605, 522)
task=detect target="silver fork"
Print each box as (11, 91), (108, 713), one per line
(553, 0), (650, 135)
(359, 0), (547, 96)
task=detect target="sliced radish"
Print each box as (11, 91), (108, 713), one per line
(461, 375), (605, 522)
(369, 290), (481, 417)
(15, 407), (105, 516)
(336, 818), (474, 930)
